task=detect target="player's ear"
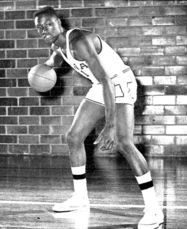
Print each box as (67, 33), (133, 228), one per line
(57, 18), (61, 26)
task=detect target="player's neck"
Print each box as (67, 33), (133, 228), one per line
(54, 31), (66, 49)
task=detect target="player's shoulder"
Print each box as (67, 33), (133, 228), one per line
(69, 29), (96, 46)
(51, 43), (59, 52)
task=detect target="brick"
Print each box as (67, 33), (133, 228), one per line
(7, 126), (27, 134)
(8, 144), (29, 154)
(7, 69), (27, 78)
(7, 50), (27, 58)
(73, 87), (90, 96)
(7, 88), (28, 97)
(19, 135), (39, 144)
(0, 144), (8, 153)
(152, 56), (175, 65)
(0, 2), (14, 11)
(0, 79), (16, 87)
(62, 116), (74, 125)
(19, 98), (39, 106)
(154, 76), (176, 85)
(38, 39), (51, 48)
(30, 144), (50, 155)
(16, 0), (37, 10)
(0, 31), (4, 39)
(176, 56), (187, 65)
(136, 76), (153, 85)
(176, 15), (187, 25)
(0, 51), (5, 58)
(71, 8), (93, 17)
(104, 0), (128, 7)
(142, 26), (165, 36)
(153, 96), (175, 105)
(82, 18), (105, 27)
(128, 16), (152, 26)
(41, 116), (61, 125)
(29, 126), (49, 134)
(166, 125), (187, 134)
(166, 25), (187, 35)
(165, 85), (187, 95)
(0, 126), (5, 134)
(165, 105), (187, 115)
(165, 46), (187, 55)
(117, 7), (139, 16)
(50, 125), (70, 135)
(30, 107), (50, 116)
(134, 125), (142, 135)
(0, 70), (5, 78)
(152, 136), (175, 145)
(0, 12), (4, 20)
(133, 135), (151, 145)
(17, 59), (37, 68)
(0, 107), (6, 115)
(105, 17), (128, 27)
(38, 0), (59, 8)
(178, 76), (187, 84)
(118, 27), (142, 37)
(0, 116), (17, 125)
(51, 144), (69, 155)
(176, 136), (187, 145)
(63, 96), (83, 105)
(164, 145), (187, 157)
(0, 21), (14, 30)
(117, 47), (140, 56)
(27, 29), (40, 38)
(0, 59), (15, 68)
(152, 16), (175, 25)
(51, 106), (74, 115)
(140, 46), (164, 55)
(135, 115), (175, 125)
(0, 88), (6, 96)
(140, 6), (166, 16)
(84, 0), (104, 7)
(0, 98), (17, 107)
(6, 30), (26, 39)
(176, 116), (187, 124)
(18, 78), (30, 87)
(5, 11), (25, 20)
(19, 116), (39, 125)
(139, 67), (165, 76)
(0, 135), (17, 144)
(143, 125), (165, 134)
(152, 37), (175, 45)
(142, 106), (164, 115)
(8, 107), (28, 116)
(165, 66), (187, 75)
(41, 97), (62, 106)
(16, 39), (37, 48)
(16, 20), (35, 29)
(177, 96), (187, 104)
(41, 135), (61, 144)
(177, 35), (187, 45)
(0, 40), (14, 49)
(28, 49), (49, 58)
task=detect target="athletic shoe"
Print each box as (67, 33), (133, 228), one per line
(138, 208), (164, 229)
(52, 192), (90, 212)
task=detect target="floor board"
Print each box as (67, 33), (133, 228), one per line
(0, 155), (187, 228)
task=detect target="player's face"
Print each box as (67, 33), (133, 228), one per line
(35, 14), (62, 45)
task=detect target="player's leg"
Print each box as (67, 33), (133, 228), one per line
(52, 99), (105, 212)
(115, 103), (164, 229)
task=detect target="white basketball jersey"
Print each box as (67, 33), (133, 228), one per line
(52, 28), (130, 84)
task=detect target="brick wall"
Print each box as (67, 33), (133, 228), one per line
(1, 0), (187, 157)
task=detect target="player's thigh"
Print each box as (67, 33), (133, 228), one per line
(68, 99), (105, 141)
(115, 103), (135, 142)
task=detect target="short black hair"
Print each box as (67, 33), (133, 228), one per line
(34, 6), (58, 19)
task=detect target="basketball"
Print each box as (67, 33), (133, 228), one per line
(28, 64), (57, 92)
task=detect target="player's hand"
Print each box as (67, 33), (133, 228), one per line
(94, 125), (115, 151)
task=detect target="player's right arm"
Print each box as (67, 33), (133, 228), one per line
(45, 51), (64, 67)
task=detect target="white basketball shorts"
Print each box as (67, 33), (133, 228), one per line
(85, 68), (137, 106)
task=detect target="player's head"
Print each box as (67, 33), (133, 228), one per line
(34, 6), (63, 45)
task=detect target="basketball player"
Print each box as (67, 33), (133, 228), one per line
(34, 6), (164, 229)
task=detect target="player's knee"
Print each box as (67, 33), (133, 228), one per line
(117, 138), (134, 154)
(66, 130), (81, 147)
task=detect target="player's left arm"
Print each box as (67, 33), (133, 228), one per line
(74, 33), (116, 151)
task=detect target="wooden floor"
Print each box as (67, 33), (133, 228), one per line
(0, 154), (187, 229)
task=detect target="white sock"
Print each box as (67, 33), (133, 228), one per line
(136, 171), (160, 210)
(71, 165), (88, 196)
